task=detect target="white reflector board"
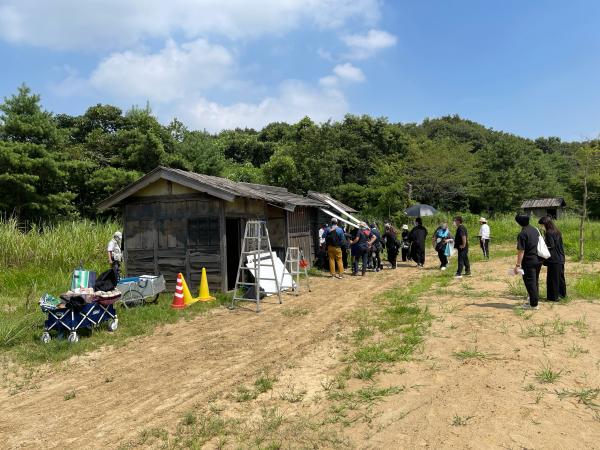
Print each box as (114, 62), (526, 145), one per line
(245, 252), (295, 295)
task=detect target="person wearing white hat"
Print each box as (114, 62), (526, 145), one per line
(107, 231), (123, 281)
(401, 224), (410, 262)
(478, 218), (490, 259)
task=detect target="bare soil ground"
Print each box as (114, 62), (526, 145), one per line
(1, 252), (599, 449)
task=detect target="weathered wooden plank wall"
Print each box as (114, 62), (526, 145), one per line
(124, 193), (224, 292)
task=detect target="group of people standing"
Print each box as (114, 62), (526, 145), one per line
(318, 216), (487, 278)
(319, 213), (567, 311)
(514, 214), (567, 309)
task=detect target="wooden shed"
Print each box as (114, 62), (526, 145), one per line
(521, 198), (567, 219)
(97, 167), (330, 292)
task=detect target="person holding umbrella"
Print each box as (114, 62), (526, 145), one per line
(408, 217), (428, 267)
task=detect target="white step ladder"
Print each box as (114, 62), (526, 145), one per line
(231, 220), (282, 312)
(280, 247), (311, 296)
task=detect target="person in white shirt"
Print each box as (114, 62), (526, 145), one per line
(107, 231), (123, 280)
(478, 218), (490, 259)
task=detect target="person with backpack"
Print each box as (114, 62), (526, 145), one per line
(323, 218), (346, 278)
(349, 222), (375, 276)
(383, 223), (400, 268)
(538, 216), (567, 301)
(369, 223), (384, 272)
(513, 214), (542, 310)
(408, 218), (428, 268)
(432, 222), (453, 271)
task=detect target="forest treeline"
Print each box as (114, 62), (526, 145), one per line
(1, 84), (598, 223)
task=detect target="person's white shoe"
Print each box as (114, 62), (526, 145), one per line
(454, 275), (462, 279)
(522, 303), (539, 310)
(441, 267), (447, 271)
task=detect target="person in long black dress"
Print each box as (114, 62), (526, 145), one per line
(409, 218), (428, 267)
(513, 214), (542, 309)
(401, 225), (410, 262)
(538, 216), (567, 301)
(383, 224), (400, 269)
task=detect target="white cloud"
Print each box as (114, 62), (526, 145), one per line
(333, 63), (365, 83)
(342, 29), (397, 59)
(319, 63), (365, 87)
(88, 39), (234, 102)
(0, 0), (381, 50)
(179, 80), (348, 132)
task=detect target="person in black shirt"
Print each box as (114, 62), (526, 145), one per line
(369, 223), (383, 272)
(538, 216), (567, 301)
(401, 225), (410, 262)
(383, 223), (400, 269)
(453, 216), (470, 278)
(408, 218), (428, 267)
(514, 214), (542, 309)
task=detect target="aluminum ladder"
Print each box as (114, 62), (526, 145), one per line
(280, 246), (311, 296)
(231, 220), (282, 312)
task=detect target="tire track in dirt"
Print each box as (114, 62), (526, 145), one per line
(0, 264), (421, 449)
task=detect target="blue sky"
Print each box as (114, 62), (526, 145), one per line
(0, 0), (598, 140)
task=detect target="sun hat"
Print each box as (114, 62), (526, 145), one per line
(479, 217), (487, 223)
(402, 224), (409, 230)
(114, 231), (122, 239)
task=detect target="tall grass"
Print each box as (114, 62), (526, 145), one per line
(0, 218), (228, 364)
(0, 217), (116, 270)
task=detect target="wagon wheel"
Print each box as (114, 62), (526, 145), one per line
(120, 290), (145, 308)
(145, 293), (160, 304)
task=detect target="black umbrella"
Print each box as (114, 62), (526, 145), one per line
(404, 204), (438, 217)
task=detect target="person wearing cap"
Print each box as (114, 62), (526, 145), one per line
(514, 214), (542, 310)
(107, 231), (123, 281)
(479, 217), (491, 259)
(323, 218), (346, 278)
(401, 224), (410, 262)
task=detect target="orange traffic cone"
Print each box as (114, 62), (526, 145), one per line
(181, 274), (198, 306)
(170, 273), (186, 309)
(197, 268), (215, 302)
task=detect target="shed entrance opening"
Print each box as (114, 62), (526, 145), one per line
(226, 218), (242, 290)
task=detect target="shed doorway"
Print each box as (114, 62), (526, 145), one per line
(226, 218), (243, 290)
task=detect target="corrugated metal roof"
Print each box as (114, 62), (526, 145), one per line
(521, 198), (566, 209)
(307, 191), (357, 213)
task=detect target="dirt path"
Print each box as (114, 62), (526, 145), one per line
(350, 256), (600, 449)
(0, 263), (415, 449)
(1, 254), (599, 449)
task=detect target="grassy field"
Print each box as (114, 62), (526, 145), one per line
(0, 219), (227, 363)
(1, 215), (598, 366)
